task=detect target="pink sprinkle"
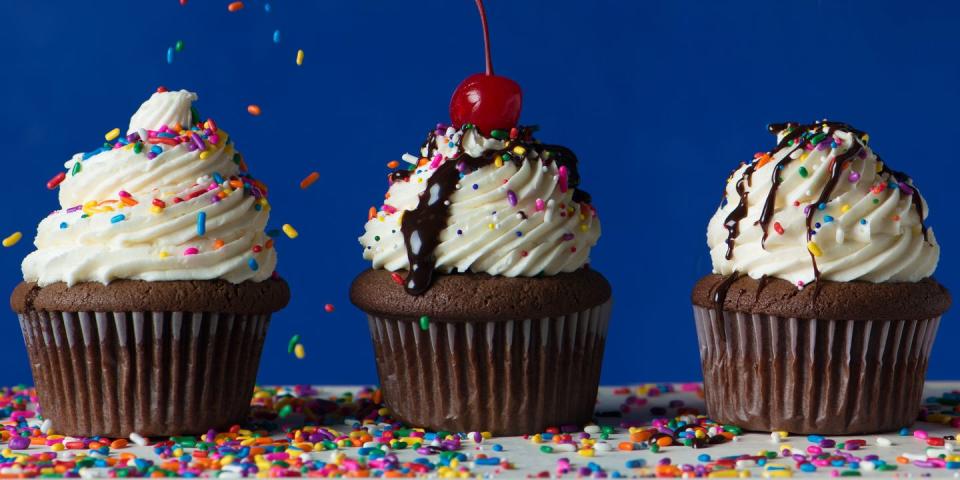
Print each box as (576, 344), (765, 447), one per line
(184, 247), (199, 256)
(848, 171), (860, 183)
(535, 198), (545, 211)
(558, 166), (569, 193)
(914, 429), (929, 439)
(118, 190), (131, 198)
(382, 204), (397, 214)
(430, 154), (443, 169)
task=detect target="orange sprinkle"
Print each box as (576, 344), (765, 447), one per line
(110, 439), (129, 449)
(247, 104), (262, 116)
(617, 441), (635, 451)
(387, 160), (399, 169)
(656, 436), (673, 447)
(120, 196), (138, 206)
(630, 430), (653, 443)
(300, 171), (320, 189)
(265, 239), (274, 249)
(755, 153), (773, 169)
(213, 239), (225, 250)
(417, 157), (429, 167)
(368, 207), (377, 220)
(227, 1), (244, 12)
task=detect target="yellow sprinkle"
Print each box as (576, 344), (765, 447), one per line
(159, 251), (169, 259)
(150, 205), (163, 214)
(840, 204), (851, 213)
(2, 232), (22, 248)
(876, 161), (883, 173)
(799, 152), (809, 162)
(861, 133), (870, 144)
(199, 151), (210, 160)
(580, 224), (589, 232)
(488, 223), (495, 230)
(578, 448), (595, 457)
(282, 224), (299, 239)
(494, 156), (503, 168)
(294, 343), (305, 359)
(51, 444), (65, 452)
(296, 49), (304, 66)
(807, 241), (823, 257)
(512, 146), (526, 156)
(104, 127), (120, 141)
(773, 430), (789, 438)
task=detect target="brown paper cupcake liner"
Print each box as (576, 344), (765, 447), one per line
(365, 299), (612, 435)
(693, 306), (940, 434)
(19, 310), (271, 438)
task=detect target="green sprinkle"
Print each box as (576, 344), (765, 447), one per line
(539, 445), (553, 453)
(71, 162), (81, 176)
(650, 444), (660, 453)
(278, 404), (293, 418)
(811, 132), (827, 145)
(175, 40), (185, 52)
(490, 129), (508, 140)
(798, 166), (809, 178)
(133, 142), (143, 154)
(419, 315), (429, 331)
(287, 334), (301, 354)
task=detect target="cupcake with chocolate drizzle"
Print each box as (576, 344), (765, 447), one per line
(350, 0), (610, 435)
(692, 121), (949, 434)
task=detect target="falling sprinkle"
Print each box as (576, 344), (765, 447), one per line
(247, 104), (262, 116)
(287, 334), (301, 354)
(324, 304), (335, 313)
(264, 2), (271, 12)
(2, 232), (22, 248)
(273, 30), (280, 43)
(104, 128), (121, 141)
(282, 224), (298, 239)
(296, 49), (304, 66)
(166, 47), (174, 64)
(227, 1), (244, 12)
(294, 343), (305, 359)
(175, 40), (184, 52)
(47, 172), (66, 190)
(300, 171), (319, 189)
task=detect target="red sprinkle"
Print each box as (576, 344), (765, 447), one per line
(390, 272), (404, 285)
(324, 304), (335, 313)
(47, 172), (66, 190)
(152, 199), (166, 208)
(773, 222), (785, 235)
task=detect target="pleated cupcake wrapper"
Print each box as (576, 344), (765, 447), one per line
(19, 310), (271, 438)
(365, 300), (612, 436)
(693, 306), (940, 434)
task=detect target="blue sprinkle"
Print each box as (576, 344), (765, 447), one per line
(472, 184), (479, 190)
(273, 30), (280, 43)
(248, 258), (259, 271)
(59, 222), (68, 229)
(817, 203), (826, 210)
(860, 218), (868, 225)
(800, 463), (817, 472)
(697, 454), (711, 462)
(197, 212), (206, 236)
(491, 444), (503, 452)
(824, 215), (834, 223)
(625, 459), (646, 468)
(475, 457), (500, 466)
(898, 427), (910, 436)
(213, 172), (224, 184)
(515, 231), (522, 237)
(264, 2), (271, 12)
(110, 214), (125, 224)
(150, 146), (163, 154)
(166, 46), (174, 64)
(807, 435), (824, 443)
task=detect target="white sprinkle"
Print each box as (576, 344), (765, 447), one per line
(552, 443), (577, 452)
(129, 432), (147, 446)
(593, 442), (612, 452)
(770, 431), (783, 443)
(876, 436), (892, 447)
(401, 153), (419, 164)
(40, 419), (52, 434)
(584, 425), (601, 434)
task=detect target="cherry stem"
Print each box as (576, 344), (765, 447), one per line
(475, 0), (494, 75)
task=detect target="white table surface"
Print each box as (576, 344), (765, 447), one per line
(3, 382), (958, 478)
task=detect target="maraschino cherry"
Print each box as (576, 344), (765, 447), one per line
(449, 0), (523, 135)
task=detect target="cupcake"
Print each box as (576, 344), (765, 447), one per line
(692, 121), (950, 434)
(350, 2), (609, 436)
(11, 89), (289, 437)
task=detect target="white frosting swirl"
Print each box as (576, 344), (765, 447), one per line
(22, 90), (278, 286)
(360, 127), (601, 277)
(707, 124), (939, 286)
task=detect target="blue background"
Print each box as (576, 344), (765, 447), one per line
(0, 0), (957, 385)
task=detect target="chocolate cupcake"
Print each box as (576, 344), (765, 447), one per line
(351, 123), (610, 435)
(693, 121), (949, 434)
(11, 89), (289, 437)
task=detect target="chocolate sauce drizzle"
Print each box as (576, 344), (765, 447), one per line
(711, 271), (741, 318)
(722, 163), (756, 260)
(399, 127), (587, 295)
(880, 159), (929, 241)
